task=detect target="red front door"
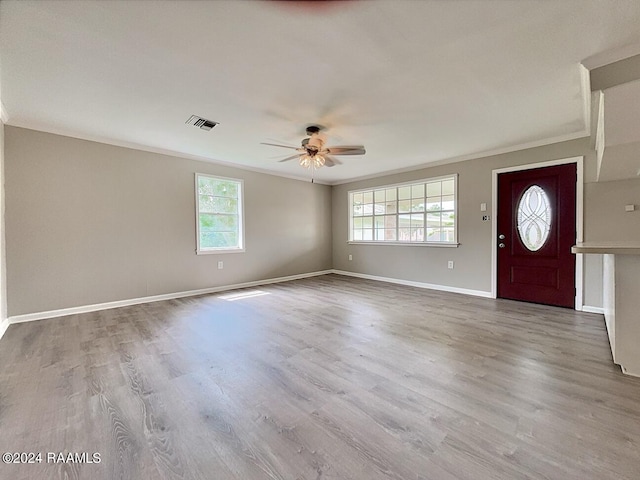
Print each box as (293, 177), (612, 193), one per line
(497, 163), (577, 308)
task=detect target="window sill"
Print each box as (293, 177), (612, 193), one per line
(347, 241), (459, 248)
(196, 248), (245, 255)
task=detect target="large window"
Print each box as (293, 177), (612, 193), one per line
(349, 175), (457, 245)
(196, 173), (244, 253)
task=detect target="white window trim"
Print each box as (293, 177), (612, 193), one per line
(347, 174), (459, 246)
(195, 173), (245, 255)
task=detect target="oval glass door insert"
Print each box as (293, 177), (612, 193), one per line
(517, 185), (551, 251)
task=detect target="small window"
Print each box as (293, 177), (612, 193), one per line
(349, 175), (458, 245)
(195, 173), (244, 254)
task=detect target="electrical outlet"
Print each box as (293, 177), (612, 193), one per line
(348, 255), (353, 261)
(448, 261), (454, 269)
(482, 215), (490, 221)
(217, 261), (224, 270)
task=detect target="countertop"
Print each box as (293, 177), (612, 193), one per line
(572, 242), (640, 255)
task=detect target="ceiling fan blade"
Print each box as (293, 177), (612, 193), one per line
(261, 142), (300, 150)
(324, 156), (341, 167)
(278, 154), (301, 163)
(327, 145), (366, 155)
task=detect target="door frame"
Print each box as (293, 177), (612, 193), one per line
(491, 156), (584, 309)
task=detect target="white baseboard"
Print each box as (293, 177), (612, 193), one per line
(581, 305), (604, 314)
(8, 270), (333, 325)
(331, 269), (493, 298)
(0, 317), (9, 342)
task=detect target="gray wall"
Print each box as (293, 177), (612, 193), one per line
(5, 127), (332, 316)
(332, 137), (608, 304)
(7, 126), (635, 317)
(580, 177), (640, 308)
(584, 178), (640, 241)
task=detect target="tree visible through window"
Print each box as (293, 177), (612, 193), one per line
(349, 175), (457, 244)
(196, 174), (244, 253)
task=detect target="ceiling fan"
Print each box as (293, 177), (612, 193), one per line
(261, 126), (365, 169)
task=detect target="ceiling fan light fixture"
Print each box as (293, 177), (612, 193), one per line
(299, 154), (325, 169)
(299, 155), (312, 168)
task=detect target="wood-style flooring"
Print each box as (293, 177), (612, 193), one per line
(1, 274), (639, 480)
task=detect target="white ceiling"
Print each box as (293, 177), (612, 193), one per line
(2, 0), (640, 184)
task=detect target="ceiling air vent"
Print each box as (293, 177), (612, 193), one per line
(186, 115), (219, 131)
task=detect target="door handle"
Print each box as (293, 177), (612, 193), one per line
(498, 234), (505, 240)
(499, 243), (505, 248)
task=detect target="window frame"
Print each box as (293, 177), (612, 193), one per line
(195, 173), (245, 255)
(347, 174), (459, 247)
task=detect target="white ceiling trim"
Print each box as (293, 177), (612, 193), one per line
(582, 41), (640, 70)
(330, 130), (590, 186)
(8, 116), (590, 187)
(5, 119), (332, 185)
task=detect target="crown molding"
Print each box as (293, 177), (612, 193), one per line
(4, 121), (332, 186)
(330, 130), (589, 186)
(582, 42), (640, 70)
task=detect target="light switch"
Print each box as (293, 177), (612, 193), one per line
(625, 204), (635, 212)
(480, 203), (487, 212)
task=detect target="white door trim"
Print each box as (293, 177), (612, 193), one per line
(491, 156), (584, 310)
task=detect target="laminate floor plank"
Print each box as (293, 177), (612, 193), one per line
(1, 274), (640, 479)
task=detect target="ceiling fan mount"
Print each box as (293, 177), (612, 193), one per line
(305, 125), (322, 136)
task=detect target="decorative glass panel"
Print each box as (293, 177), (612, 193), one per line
(517, 185), (551, 251)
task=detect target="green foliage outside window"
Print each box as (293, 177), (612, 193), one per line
(196, 175), (243, 251)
